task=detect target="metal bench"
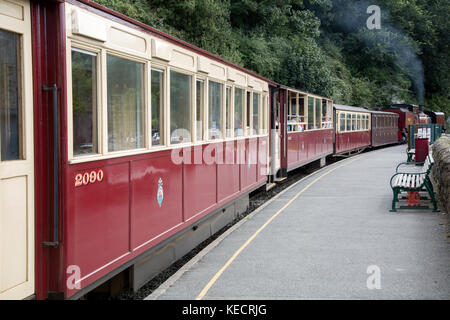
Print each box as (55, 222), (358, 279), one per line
(390, 154), (438, 212)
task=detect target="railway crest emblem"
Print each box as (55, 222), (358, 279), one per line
(157, 178), (164, 207)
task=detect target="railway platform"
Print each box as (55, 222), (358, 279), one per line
(147, 145), (450, 300)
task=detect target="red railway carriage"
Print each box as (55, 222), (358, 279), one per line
(382, 104), (432, 142)
(0, 0), (274, 300)
(424, 111), (446, 132)
(333, 104), (371, 155)
(269, 86), (333, 179)
(370, 111), (399, 147)
(381, 107), (415, 142)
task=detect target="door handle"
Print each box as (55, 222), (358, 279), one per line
(42, 84), (59, 248)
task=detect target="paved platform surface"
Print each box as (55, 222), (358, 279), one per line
(149, 145), (450, 300)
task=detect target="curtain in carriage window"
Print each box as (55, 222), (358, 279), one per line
(107, 55), (144, 152)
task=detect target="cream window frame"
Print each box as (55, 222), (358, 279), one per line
(225, 84), (233, 139)
(261, 94), (269, 135)
(194, 76), (207, 143)
(207, 77), (225, 141)
(338, 112), (346, 132)
(233, 85), (246, 139)
(322, 100), (333, 129)
(67, 41), (103, 161)
(244, 90), (251, 137)
(149, 63), (167, 149)
(104, 50), (148, 154)
(337, 112), (371, 132)
(167, 66), (194, 147)
(251, 91), (261, 136)
(67, 39), (270, 164)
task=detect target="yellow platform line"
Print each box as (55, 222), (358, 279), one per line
(196, 156), (362, 300)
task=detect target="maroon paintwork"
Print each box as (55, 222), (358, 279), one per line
(32, 0), (68, 299)
(371, 112), (399, 147)
(286, 130), (333, 171)
(64, 138), (267, 298)
(382, 107), (416, 142)
(335, 131), (371, 154)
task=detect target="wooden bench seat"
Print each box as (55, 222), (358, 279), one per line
(390, 154), (438, 212)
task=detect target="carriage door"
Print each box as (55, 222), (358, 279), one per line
(0, 0), (34, 300)
(270, 88), (281, 180)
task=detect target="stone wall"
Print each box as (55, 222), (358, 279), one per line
(431, 135), (450, 214)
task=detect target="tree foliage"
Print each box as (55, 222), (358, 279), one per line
(94, 0), (449, 115)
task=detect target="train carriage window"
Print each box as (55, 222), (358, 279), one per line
(289, 92), (297, 121)
(253, 92), (260, 135)
(357, 114), (361, 130)
(261, 95), (267, 134)
(107, 55), (144, 152)
(170, 71), (192, 144)
(308, 97), (314, 130)
(72, 48), (98, 156)
(322, 100), (331, 128)
(246, 91), (251, 135)
(0, 30), (22, 161)
(346, 113), (351, 131)
(234, 87), (244, 137)
(351, 114), (356, 131)
(327, 101), (333, 128)
(151, 68), (164, 146)
(264, 94), (269, 134)
(315, 98), (321, 129)
(340, 113), (345, 132)
(298, 96), (306, 130)
(366, 115), (370, 130)
(208, 80), (222, 139)
(226, 86), (232, 137)
(196, 79), (204, 141)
